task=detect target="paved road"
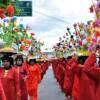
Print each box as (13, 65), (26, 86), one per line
(38, 66), (66, 100)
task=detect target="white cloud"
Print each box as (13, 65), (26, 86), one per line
(21, 0), (96, 51)
(36, 28), (69, 52)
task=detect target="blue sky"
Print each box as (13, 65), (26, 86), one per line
(20, 0), (96, 52)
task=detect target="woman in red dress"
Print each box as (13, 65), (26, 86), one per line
(15, 55), (28, 100)
(0, 55), (20, 100)
(63, 55), (78, 99)
(72, 53), (97, 100)
(26, 58), (41, 100)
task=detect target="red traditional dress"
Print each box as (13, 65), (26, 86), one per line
(26, 64), (41, 100)
(63, 57), (78, 97)
(83, 53), (100, 100)
(15, 63), (28, 100)
(0, 67), (20, 100)
(72, 53), (96, 100)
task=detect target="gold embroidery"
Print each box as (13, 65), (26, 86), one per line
(4, 70), (9, 77)
(17, 67), (20, 73)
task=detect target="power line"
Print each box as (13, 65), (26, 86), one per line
(33, 10), (70, 24)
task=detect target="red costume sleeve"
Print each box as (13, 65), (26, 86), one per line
(83, 53), (99, 81)
(84, 53), (96, 68)
(84, 67), (100, 82)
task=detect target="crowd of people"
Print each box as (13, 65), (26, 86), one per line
(0, 46), (99, 100)
(0, 54), (49, 100)
(0, 1), (100, 100)
(51, 45), (100, 100)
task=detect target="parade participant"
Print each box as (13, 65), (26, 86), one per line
(72, 52), (97, 100)
(26, 58), (41, 100)
(71, 55), (88, 100)
(84, 64), (100, 100)
(63, 52), (78, 99)
(57, 58), (66, 91)
(0, 55), (20, 100)
(15, 55), (28, 100)
(63, 56), (72, 97)
(39, 61), (47, 80)
(51, 59), (59, 79)
(0, 79), (6, 100)
(83, 46), (100, 100)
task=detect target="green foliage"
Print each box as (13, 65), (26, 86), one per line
(0, 0), (20, 16)
(0, 4), (6, 8)
(13, 5), (21, 16)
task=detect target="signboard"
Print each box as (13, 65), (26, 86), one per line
(12, 1), (32, 16)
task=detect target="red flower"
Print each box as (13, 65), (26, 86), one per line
(89, 5), (94, 13)
(96, 31), (100, 37)
(31, 33), (35, 35)
(7, 3), (14, 17)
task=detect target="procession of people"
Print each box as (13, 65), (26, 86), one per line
(0, 0), (100, 100)
(51, 45), (100, 100)
(0, 52), (49, 100)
